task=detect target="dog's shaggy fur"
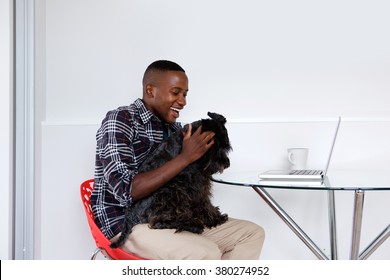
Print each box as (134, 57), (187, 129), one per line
(110, 112), (232, 249)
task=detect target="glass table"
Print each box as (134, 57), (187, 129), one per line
(212, 170), (390, 260)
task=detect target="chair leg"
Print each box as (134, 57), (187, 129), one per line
(90, 247), (103, 260)
(90, 247), (113, 260)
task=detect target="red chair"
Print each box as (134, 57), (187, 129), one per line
(80, 179), (147, 260)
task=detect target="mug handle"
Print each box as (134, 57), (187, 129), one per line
(288, 151), (295, 164)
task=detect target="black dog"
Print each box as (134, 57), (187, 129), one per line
(110, 112), (232, 249)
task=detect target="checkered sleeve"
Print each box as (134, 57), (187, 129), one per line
(95, 109), (137, 207)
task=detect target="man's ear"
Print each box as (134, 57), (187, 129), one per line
(145, 84), (155, 98)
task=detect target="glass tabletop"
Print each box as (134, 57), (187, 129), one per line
(212, 169), (390, 191)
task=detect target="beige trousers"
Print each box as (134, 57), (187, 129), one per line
(112, 218), (265, 260)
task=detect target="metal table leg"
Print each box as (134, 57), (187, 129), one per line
(327, 190), (338, 260)
(350, 190), (365, 260)
(359, 224), (390, 260)
(253, 186), (329, 260)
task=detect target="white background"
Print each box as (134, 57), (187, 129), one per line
(44, 0), (390, 123)
(16, 0), (390, 260)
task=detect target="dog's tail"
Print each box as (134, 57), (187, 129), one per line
(109, 224), (131, 249)
(109, 207), (135, 249)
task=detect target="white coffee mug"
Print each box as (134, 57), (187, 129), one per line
(287, 148), (309, 170)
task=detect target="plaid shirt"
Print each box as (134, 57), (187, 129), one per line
(90, 98), (181, 239)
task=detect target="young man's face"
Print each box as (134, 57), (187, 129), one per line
(144, 71), (189, 124)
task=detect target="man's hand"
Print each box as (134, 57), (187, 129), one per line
(181, 124), (215, 163)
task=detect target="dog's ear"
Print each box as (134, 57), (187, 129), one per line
(207, 112), (226, 125)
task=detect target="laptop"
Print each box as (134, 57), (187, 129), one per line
(259, 117), (341, 181)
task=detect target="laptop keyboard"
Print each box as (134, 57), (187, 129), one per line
(289, 170), (323, 175)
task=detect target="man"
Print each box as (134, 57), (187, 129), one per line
(90, 60), (265, 259)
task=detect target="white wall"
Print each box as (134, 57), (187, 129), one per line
(0, 0), (13, 260)
(35, 0), (390, 259)
(44, 0), (390, 123)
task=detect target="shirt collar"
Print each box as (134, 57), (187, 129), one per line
(134, 98), (155, 125)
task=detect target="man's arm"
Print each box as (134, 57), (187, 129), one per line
(130, 124), (215, 201)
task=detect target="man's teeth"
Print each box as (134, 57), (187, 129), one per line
(170, 107), (181, 113)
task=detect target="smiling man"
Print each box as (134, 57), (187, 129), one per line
(90, 60), (265, 259)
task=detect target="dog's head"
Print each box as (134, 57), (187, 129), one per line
(183, 112), (232, 175)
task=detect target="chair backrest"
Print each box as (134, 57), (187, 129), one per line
(80, 179), (146, 260)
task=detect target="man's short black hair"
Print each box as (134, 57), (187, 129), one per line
(145, 60), (185, 73)
(142, 60), (186, 86)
